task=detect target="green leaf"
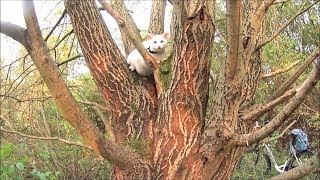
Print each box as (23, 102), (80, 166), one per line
(7, 165), (15, 177)
(16, 162), (24, 171)
(0, 144), (12, 158)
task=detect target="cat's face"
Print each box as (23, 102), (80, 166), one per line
(147, 33), (169, 52)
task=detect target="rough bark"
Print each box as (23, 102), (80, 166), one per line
(65, 0), (157, 178)
(21, 0), (146, 172)
(201, 1), (269, 179)
(148, 0), (166, 34)
(152, 1), (214, 178)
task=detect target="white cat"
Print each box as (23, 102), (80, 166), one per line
(126, 33), (169, 76)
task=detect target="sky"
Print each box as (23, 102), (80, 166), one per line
(0, 0), (172, 68)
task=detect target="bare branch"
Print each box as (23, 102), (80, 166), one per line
(0, 21), (29, 50)
(0, 94), (52, 103)
(269, 48), (320, 100)
(236, 59), (320, 147)
(256, 1), (319, 50)
(256, 0), (277, 18)
(98, 0), (158, 69)
(0, 128), (92, 150)
(51, 29), (74, 50)
(57, 54), (82, 66)
(260, 60), (300, 79)
(262, 119), (297, 143)
(270, 152), (319, 180)
(111, 0), (141, 55)
(44, 9), (67, 41)
(225, 0), (241, 81)
(243, 88), (297, 122)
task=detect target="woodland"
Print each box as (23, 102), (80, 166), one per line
(0, 0), (319, 179)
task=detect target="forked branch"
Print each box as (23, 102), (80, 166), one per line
(98, 0), (158, 69)
(235, 58), (320, 147)
(21, 0), (146, 168)
(256, 0), (319, 50)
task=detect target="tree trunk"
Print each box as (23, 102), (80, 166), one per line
(2, 0), (318, 179)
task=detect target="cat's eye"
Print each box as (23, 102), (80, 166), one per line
(160, 40), (164, 43)
(154, 41), (157, 43)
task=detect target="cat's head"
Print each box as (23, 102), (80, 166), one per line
(146, 33), (169, 53)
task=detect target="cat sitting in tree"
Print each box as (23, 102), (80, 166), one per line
(126, 32), (169, 76)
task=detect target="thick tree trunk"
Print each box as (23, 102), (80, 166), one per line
(152, 1), (214, 178)
(3, 0), (316, 179)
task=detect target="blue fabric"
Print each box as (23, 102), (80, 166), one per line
(289, 129), (309, 153)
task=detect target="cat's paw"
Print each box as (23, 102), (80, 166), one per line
(129, 65), (135, 71)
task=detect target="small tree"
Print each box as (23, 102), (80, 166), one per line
(1, 0), (319, 179)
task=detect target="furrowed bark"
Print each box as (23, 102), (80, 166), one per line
(148, 0), (166, 34)
(111, 0), (141, 56)
(152, 1), (214, 179)
(65, 0), (156, 178)
(201, 1), (270, 178)
(21, 0), (146, 170)
(236, 59), (320, 147)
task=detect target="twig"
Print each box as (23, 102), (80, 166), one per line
(57, 54), (82, 66)
(256, 1), (319, 50)
(262, 119), (298, 143)
(0, 128), (92, 150)
(260, 60), (300, 79)
(44, 9), (67, 41)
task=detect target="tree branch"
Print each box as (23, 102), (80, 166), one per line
(98, 0), (158, 69)
(260, 60), (300, 79)
(262, 119), (297, 143)
(270, 152), (319, 180)
(22, 0), (146, 168)
(225, 0), (241, 81)
(269, 48), (320, 100)
(111, 0), (141, 55)
(148, 0), (166, 34)
(57, 54), (82, 66)
(256, 1), (319, 50)
(0, 128), (92, 150)
(44, 9), (67, 42)
(235, 58), (320, 147)
(0, 21), (29, 50)
(243, 88), (297, 122)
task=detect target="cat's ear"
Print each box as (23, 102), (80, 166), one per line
(162, 32), (169, 39)
(146, 33), (154, 40)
